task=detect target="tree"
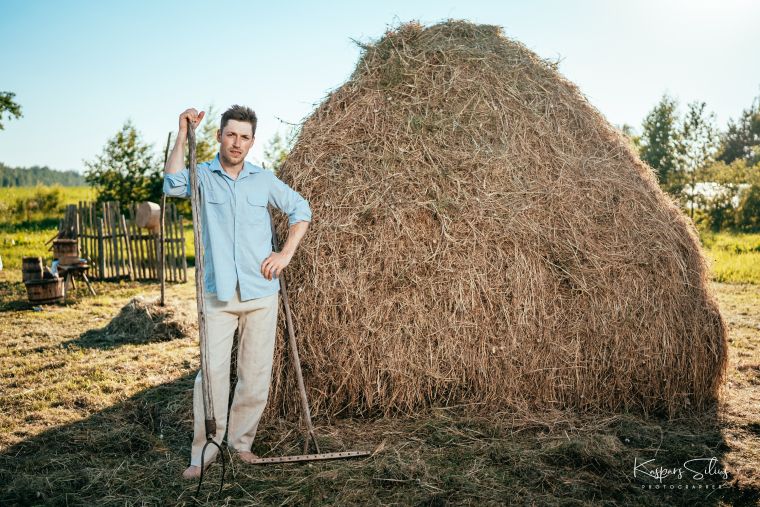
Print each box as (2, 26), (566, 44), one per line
(84, 121), (160, 206)
(0, 162), (86, 186)
(716, 94), (760, 165)
(675, 101), (719, 218)
(0, 91), (23, 130)
(263, 132), (288, 173)
(697, 159), (760, 231)
(618, 123), (641, 151)
(192, 104), (220, 164)
(263, 127), (298, 173)
(640, 94), (680, 191)
(736, 183), (760, 231)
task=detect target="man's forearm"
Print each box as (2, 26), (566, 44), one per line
(280, 221), (310, 257)
(164, 134), (187, 174)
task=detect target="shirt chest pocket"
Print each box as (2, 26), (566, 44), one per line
(204, 192), (229, 219)
(245, 194), (269, 226)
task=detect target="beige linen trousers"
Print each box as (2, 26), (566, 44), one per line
(190, 286), (279, 467)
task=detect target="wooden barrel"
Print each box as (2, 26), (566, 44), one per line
(25, 278), (65, 304)
(53, 239), (79, 264)
(136, 201), (160, 231)
(22, 256), (43, 282)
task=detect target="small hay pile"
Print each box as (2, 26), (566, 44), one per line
(99, 297), (195, 343)
(269, 20), (727, 419)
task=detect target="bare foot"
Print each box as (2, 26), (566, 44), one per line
(236, 451), (260, 463)
(182, 461), (213, 480)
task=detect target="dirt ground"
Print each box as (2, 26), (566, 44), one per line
(0, 270), (758, 506)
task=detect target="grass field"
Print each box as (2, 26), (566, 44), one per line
(0, 185), (96, 207)
(0, 185), (759, 505)
(0, 270), (757, 505)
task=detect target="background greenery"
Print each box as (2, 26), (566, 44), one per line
(1, 91), (758, 280)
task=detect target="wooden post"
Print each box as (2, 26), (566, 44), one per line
(101, 202), (110, 279)
(76, 202), (84, 258)
(128, 219), (139, 280)
(139, 224), (147, 281)
(126, 206), (141, 280)
(120, 214), (135, 281)
(88, 203), (96, 276)
(111, 203), (121, 279)
(159, 131), (171, 304)
(173, 203), (182, 282)
(165, 203), (175, 283)
(148, 230), (154, 280)
(179, 214), (188, 283)
(97, 218), (105, 280)
(170, 203), (179, 283)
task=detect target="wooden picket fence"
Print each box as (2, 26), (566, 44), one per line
(58, 200), (187, 282)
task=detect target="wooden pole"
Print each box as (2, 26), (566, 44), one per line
(159, 131), (171, 305)
(101, 203), (110, 279)
(187, 123), (215, 438)
(89, 203), (96, 276)
(167, 203), (177, 283)
(174, 203), (182, 282)
(120, 214), (135, 281)
(111, 203), (121, 279)
(131, 219), (143, 280)
(97, 218), (105, 280)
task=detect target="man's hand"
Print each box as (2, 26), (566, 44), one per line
(261, 251), (293, 280)
(165, 108), (204, 175)
(178, 108), (205, 135)
(261, 221), (309, 281)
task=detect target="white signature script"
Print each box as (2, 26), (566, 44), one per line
(633, 457), (729, 483)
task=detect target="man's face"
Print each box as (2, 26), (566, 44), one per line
(217, 119), (254, 167)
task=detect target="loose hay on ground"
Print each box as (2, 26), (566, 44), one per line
(96, 296), (196, 343)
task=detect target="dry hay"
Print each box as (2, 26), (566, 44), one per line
(268, 20), (727, 420)
(98, 296), (195, 343)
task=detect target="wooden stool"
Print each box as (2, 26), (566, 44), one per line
(58, 262), (97, 297)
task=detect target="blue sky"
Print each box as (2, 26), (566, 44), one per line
(1, 0), (759, 171)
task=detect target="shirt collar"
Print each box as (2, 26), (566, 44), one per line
(209, 153), (262, 179)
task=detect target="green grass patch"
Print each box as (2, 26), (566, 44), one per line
(700, 231), (760, 284)
(0, 185), (95, 208)
(0, 227), (58, 270)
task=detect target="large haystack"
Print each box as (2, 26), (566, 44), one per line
(268, 21), (727, 419)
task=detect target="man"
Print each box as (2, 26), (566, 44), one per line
(163, 105), (311, 480)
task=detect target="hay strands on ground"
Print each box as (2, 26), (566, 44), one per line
(247, 207), (371, 465)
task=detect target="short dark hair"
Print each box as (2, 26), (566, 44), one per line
(221, 104), (257, 136)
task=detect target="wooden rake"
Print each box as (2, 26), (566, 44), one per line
(250, 207), (371, 465)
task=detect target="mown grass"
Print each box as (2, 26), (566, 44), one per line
(0, 268), (758, 505)
(1, 181), (759, 504)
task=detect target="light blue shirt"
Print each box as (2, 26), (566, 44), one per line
(163, 153), (311, 302)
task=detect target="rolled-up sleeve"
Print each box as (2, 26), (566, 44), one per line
(268, 173), (312, 226)
(163, 168), (191, 198)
